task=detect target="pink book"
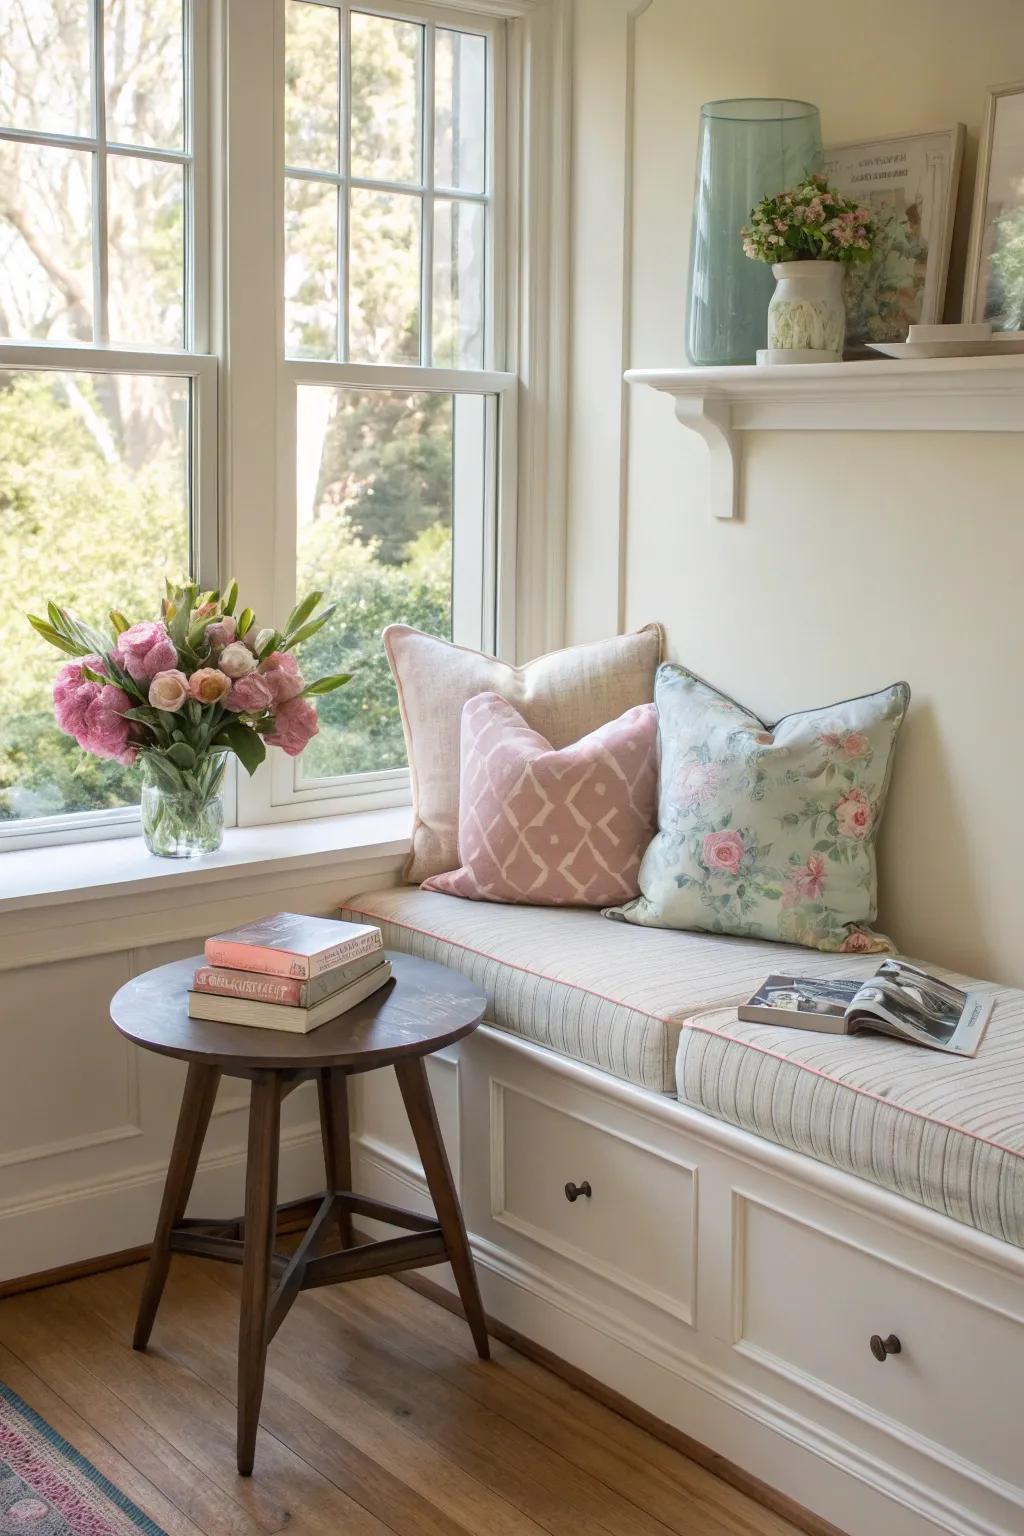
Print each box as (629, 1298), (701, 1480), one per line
(204, 912), (383, 979)
(193, 948), (382, 1007)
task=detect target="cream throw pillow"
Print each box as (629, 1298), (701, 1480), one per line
(384, 624), (664, 883)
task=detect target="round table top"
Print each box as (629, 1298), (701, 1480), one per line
(110, 952), (486, 1072)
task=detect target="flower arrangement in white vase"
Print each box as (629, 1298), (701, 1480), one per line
(741, 173), (877, 364)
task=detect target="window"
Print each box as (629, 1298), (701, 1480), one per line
(0, 0), (564, 847)
(0, 0), (214, 840)
(258, 0), (515, 822)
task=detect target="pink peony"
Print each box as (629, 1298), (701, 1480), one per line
(264, 696), (318, 757)
(149, 669), (190, 712)
(702, 829), (745, 875)
(53, 656), (104, 738)
(218, 641), (259, 678)
(226, 673), (275, 713)
(782, 853), (826, 908)
(835, 787), (872, 840)
(841, 928), (878, 953)
(81, 684), (136, 764)
(258, 649), (305, 704)
(205, 616), (236, 653)
(188, 667), (232, 705)
(116, 621), (178, 682)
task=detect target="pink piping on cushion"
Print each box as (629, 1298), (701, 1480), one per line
(342, 903), (675, 1026)
(344, 901), (1024, 1166)
(684, 1021), (1024, 1163)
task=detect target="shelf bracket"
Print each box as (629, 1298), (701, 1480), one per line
(672, 396), (737, 519)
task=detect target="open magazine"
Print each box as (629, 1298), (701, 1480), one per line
(738, 959), (993, 1057)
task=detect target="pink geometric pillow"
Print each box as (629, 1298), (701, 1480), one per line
(422, 693), (658, 907)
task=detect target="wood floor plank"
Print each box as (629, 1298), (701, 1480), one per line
(89, 1262), (521, 1536)
(0, 1258), (815, 1536)
(0, 1280), (392, 1536)
(0, 1341), (208, 1536)
(202, 1260), (699, 1536)
(342, 1274), (804, 1536)
(123, 1260), (556, 1536)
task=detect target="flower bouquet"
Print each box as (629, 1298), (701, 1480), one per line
(27, 580), (349, 857)
(741, 173), (878, 362)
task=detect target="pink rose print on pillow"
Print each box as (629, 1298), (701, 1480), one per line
(702, 829), (745, 875)
(782, 852), (826, 908)
(841, 928), (879, 952)
(819, 727), (870, 759)
(835, 787), (872, 840)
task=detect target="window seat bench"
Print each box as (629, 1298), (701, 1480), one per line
(341, 884), (1024, 1536)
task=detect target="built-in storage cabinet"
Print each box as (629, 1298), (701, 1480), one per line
(350, 1023), (1024, 1536)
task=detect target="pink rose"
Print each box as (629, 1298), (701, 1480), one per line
(841, 929), (879, 953)
(188, 667), (232, 705)
(702, 829), (745, 875)
(258, 649), (305, 704)
(264, 696), (318, 757)
(843, 731), (870, 759)
(782, 853), (826, 908)
(53, 656), (104, 738)
(205, 616), (236, 653)
(226, 673), (275, 713)
(835, 787), (872, 840)
(218, 641), (259, 678)
(115, 621), (177, 682)
(148, 669), (190, 712)
(81, 684), (136, 764)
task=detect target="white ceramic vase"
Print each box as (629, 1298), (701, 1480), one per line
(762, 260), (845, 364)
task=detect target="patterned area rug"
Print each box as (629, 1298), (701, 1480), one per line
(0, 1385), (166, 1536)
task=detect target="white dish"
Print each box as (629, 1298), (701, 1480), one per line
(867, 335), (1024, 359)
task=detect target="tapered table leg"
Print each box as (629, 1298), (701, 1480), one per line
(394, 1055), (489, 1360)
(134, 1062), (221, 1351)
(317, 1067), (353, 1247)
(237, 1073), (282, 1476)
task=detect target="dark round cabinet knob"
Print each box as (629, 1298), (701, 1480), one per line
(564, 1180), (592, 1203)
(869, 1333), (902, 1362)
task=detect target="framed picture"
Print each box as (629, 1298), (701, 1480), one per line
(963, 82), (1024, 329)
(823, 127), (964, 348)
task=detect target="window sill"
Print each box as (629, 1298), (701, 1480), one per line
(0, 806), (412, 915)
(0, 808), (412, 971)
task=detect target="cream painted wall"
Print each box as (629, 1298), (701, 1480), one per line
(568, 0), (1024, 982)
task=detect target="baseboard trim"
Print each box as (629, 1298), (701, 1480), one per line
(393, 1265), (849, 1536)
(0, 1199), (324, 1299)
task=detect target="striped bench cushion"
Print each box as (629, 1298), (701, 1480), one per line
(340, 888), (884, 1092)
(677, 993), (1024, 1248)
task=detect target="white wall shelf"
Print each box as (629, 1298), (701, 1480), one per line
(625, 354), (1024, 519)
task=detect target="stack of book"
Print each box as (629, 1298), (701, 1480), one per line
(187, 913), (391, 1034)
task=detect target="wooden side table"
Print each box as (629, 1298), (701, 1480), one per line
(111, 951), (488, 1475)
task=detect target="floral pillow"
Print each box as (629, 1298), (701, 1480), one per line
(605, 665), (910, 954)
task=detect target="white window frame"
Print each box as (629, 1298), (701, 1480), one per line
(236, 0), (523, 826)
(0, 0), (219, 853)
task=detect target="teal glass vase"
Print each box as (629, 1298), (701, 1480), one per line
(687, 100), (823, 366)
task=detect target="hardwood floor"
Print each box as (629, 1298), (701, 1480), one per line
(0, 1258), (805, 1536)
